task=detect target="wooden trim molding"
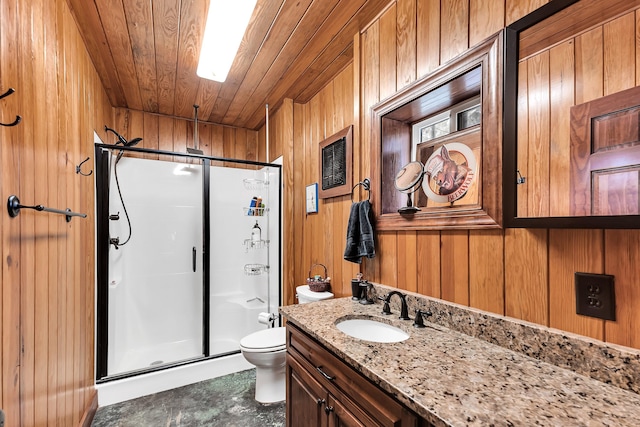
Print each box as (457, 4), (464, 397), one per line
(79, 391), (98, 427)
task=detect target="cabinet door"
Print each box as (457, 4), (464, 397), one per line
(287, 354), (328, 427)
(327, 395), (381, 427)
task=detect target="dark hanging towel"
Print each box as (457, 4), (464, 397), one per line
(343, 200), (375, 264)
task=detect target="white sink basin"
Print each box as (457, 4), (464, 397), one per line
(336, 318), (409, 343)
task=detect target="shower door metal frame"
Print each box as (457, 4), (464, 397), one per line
(94, 144), (282, 382)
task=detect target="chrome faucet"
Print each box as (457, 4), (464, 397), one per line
(379, 291), (410, 320)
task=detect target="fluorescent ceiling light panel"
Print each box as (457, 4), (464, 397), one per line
(197, 0), (257, 83)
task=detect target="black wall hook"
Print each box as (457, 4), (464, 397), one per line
(0, 88), (22, 127)
(76, 156), (93, 176)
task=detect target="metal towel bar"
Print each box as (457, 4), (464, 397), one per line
(7, 195), (87, 222)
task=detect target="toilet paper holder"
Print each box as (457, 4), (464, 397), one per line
(258, 312), (277, 327)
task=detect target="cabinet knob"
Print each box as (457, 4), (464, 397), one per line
(316, 398), (325, 406)
(325, 405), (334, 414)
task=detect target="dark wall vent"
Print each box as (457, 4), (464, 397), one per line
(322, 137), (347, 190)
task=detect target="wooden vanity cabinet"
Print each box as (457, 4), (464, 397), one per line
(286, 323), (429, 427)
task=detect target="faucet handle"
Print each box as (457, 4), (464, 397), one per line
(413, 308), (432, 328)
(378, 296), (392, 315)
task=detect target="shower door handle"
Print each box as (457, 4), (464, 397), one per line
(192, 247), (197, 272)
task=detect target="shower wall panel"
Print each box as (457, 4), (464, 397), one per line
(209, 165), (281, 355)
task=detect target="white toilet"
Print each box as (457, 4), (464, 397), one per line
(296, 284), (334, 304)
(239, 285), (334, 404)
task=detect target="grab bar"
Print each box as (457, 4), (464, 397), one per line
(7, 195), (87, 222)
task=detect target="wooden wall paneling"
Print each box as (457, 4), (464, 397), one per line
(72, 34), (83, 425)
(637, 10), (640, 85)
(416, 231), (441, 298)
(397, 231), (418, 293)
(210, 124), (224, 165)
(526, 51), (550, 217)
(377, 232), (398, 287)
(516, 61), (529, 217)
(334, 66), (357, 296)
(360, 21), (380, 282)
(198, 122), (212, 157)
(604, 230), (640, 348)
(379, 4), (397, 100)
(319, 83), (338, 288)
(143, 113), (160, 160)
(603, 13), (635, 95)
(173, 118), (188, 162)
(347, 34), (361, 286)
(55, 3), (69, 424)
(19, 0), (38, 423)
(278, 99), (295, 304)
(504, 228), (548, 325)
(223, 126), (235, 166)
(292, 102), (306, 304)
(439, 231), (469, 306)
(548, 229), (604, 340)
(505, 0), (549, 26)
(34, 8), (52, 425)
(325, 107), (347, 296)
(396, 0), (417, 89)
(574, 27), (603, 104)
(45, 1), (62, 422)
(548, 41), (574, 217)
(416, 0), (441, 78)
(300, 103), (311, 291)
(469, 230), (504, 315)
(234, 128), (248, 164)
(310, 93), (324, 269)
(469, 0), (504, 47)
(246, 125), (259, 162)
(158, 115), (175, 152)
(439, 0), (469, 64)
(68, 7), (81, 421)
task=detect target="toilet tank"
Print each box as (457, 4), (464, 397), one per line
(296, 285), (334, 304)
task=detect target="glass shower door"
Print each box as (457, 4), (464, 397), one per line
(105, 155), (204, 376)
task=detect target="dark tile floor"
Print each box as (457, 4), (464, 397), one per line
(91, 369), (285, 427)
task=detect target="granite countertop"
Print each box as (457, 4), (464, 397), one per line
(280, 296), (640, 427)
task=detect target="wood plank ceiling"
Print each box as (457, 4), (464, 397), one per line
(66, 0), (392, 130)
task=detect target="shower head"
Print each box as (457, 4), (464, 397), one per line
(127, 137), (142, 147)
(105, 125), (143, 147)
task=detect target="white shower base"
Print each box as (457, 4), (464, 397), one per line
(96, 353), (252, 406)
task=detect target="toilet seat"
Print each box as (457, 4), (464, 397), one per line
(240, 327), (286, 353)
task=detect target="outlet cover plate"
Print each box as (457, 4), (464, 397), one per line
(575, 272), (615, 321)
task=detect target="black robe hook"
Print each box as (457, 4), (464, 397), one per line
(76, 157), (93, 176)
(0, 88), (21, 127)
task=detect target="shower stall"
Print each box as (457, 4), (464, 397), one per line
(94, 143), (281, 403)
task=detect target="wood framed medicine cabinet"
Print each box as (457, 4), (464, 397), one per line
(370, 32), (503, 231)
(504, 0), (640, 228)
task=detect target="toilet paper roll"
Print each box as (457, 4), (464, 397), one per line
(258, 312), (273, 325)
